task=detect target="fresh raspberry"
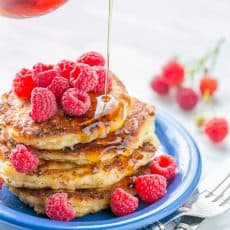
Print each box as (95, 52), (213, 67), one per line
(0, 177), (4, 189)
(45, 193), (75, 221)
(200, 76), (218, 96)
(204, 118), (228, 143)
(77, 51), (105, 66)
(33, 62), (54, 73)
(48, 77), (70, 102)
(135, 175), (167, 204)
(93, 67), (112, 94)
(150, 154), (177, 180)
(13, 68), (36, 99)
(32, 63), (58, 87)
(110, 188), (138, 217)
(70, 64), (98, 92)
(9, 144), (39, 173)
(56, 60), (75, 79)
(176, 87), (199, 110)
(30, 87), (57, 122)
(61, 88), (91, 116)
(150, 75), (169, 95)
(162, 60), (185, 85)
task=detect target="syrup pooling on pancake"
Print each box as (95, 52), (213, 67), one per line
(0, 98), (157, 165)
(0, 76), (131, 150)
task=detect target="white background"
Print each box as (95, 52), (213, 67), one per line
(0, 0), (229, 229)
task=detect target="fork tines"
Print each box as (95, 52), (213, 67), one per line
(205, 173), (230, 206)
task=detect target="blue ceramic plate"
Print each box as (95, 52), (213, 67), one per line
(0, 111), (201, 230)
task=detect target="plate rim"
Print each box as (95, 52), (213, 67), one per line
(0, 111), (202, 230)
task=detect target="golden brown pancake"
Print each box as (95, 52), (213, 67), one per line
(0, 98), (157, 165)
(0, 73), (158, 219)
(0, 142), (156, 190)
(9, 166), (151, 217)
(0, 76), (131, 150)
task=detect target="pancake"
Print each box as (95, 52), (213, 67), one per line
(0, 142), (156, 190)
(0, 75), (131, 150)
(0, 98), (157, 165)
(9, 166), (151, 217)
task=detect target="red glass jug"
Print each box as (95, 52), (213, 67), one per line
(0, 0), (68, 18)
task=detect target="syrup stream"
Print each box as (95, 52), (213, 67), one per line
(105, 0), (113, 97)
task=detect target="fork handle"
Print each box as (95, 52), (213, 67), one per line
(149, 222), (165, 230)
(176, 223), (194, 230)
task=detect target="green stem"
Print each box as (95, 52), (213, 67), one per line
(186, 38), (225, 77)
(208, 38), (225, 73)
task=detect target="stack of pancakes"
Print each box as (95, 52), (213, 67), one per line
(0, 75), (158, 217)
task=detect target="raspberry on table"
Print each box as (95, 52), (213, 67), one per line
(199, 76), (218, 96)
(135, 174), (167, 204)
(162, 60), (185, 85)
(9, 144), (39, 173)
(61, 88), (91, 116)
(150, 75), (169, 95)
(32, 63), (58, 87)
(176, 87), (199, 111)
(150, 154), (177, 180)
(204, 118), (228, 143)
(13, 68), (36, 100)
(56, 60), (75, 79)
(77, 51), (105, 66)
(48, 76), (70, 102)
(45, 193), (75, 221)
(93, 66), (112, 94)
(110, 188), (138, 217)
(70, 64), (98, 92)
(0, 177), (4, 189)
(30, 87), (57, 122)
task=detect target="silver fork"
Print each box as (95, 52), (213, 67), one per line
(145, 172), (230, 230)
(174, 172), (230, 229)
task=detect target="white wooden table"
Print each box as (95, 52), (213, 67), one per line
(0, 0), (229, 229)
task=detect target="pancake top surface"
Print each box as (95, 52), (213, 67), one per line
(0, 76), (131, 149)
(0, 97), (156, 164)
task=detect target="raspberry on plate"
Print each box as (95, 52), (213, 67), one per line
(93, 67), (112, 94)
(110, 188), (138, 217)
(199, 76), (218, 96)
(61, 88), (91, 116)
(135, 174), (167, 204)
(56, 60), (75, 79)
(48, 76), (70, 102)
(77, 51), (105, 66)
(45, 193), (75, 221)
(33, 62), (54, 73)
(176, 87), (199, 111)
(150, 75), (169, 95)
(32, 63), (58, 87)
(9, 144), (39, 173)
(13, 68), (36, 100)
(162, 60), (185, 85)
(30, 87), (57, 122)
(0, 177), (4, 189)
(204, 118), (228, 143)
(150, 154), (177, 180)
(70, 64), (98, 92)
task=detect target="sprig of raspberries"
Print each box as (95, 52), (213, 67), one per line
(12, 52), (112, 122)
(149, 41), (228, 143)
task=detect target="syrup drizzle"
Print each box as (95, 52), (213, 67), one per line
(104, 0), (113, 97)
